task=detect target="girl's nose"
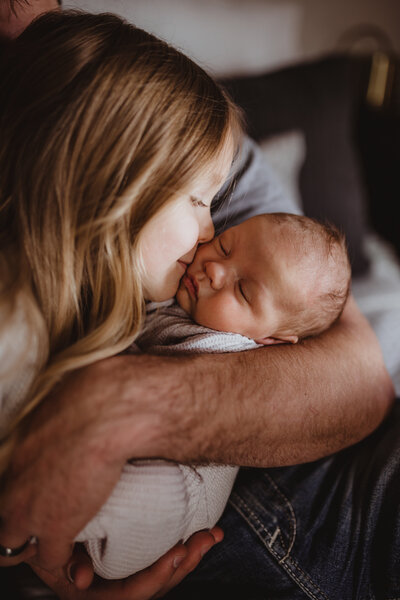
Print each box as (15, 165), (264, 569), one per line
(198, 212), (215, 244)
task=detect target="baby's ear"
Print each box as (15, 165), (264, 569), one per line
(255, 335), (299, 346)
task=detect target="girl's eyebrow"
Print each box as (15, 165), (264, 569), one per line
(211, 172), (226, 188)
(213, 148), (238, 187)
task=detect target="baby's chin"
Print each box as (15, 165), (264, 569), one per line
(175, 283), (193, 316)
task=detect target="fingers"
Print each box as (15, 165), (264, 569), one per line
(0, 509), (74, 571)
(209, 526), (224, 544)
(0, 511), (38, 566)
(152, 528), (223, 599)
(0, 535), (38, 567)
(33, 541), (188, 600)
(29, 552), (94, 600)
(106, 542), (189, 600)
(65, 545), (94, 591)
(29, 563), (73, 599)
(29, 543), (93, 595)
(30, 530), (223, 600)
(29, 537), (74, 572)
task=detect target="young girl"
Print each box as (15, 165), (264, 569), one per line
(0, 5), (241, 592)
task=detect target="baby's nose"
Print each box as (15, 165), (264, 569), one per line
(205, 261), (228, 290)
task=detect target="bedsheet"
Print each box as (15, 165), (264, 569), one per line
(352, 234), (400, 395)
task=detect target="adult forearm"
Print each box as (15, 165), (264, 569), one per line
(90, 297), (394, 468)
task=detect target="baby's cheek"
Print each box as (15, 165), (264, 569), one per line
(176, 285), (191, 315)
(195, 296), (243, 333)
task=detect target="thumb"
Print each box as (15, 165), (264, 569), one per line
(65, 545), (95, 590)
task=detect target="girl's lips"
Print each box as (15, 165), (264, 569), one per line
(183, 274), (198, 300)
(178, 260), (188, 271)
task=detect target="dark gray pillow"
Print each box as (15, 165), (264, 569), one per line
(221, 55), (371, 276)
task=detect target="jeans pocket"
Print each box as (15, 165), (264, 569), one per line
(230, 469), (333, 600)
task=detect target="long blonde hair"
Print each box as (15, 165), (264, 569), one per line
(0, 10), (242, 470)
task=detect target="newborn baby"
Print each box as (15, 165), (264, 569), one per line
(77, 212), (351, 579)
(176, 212), (351, 345)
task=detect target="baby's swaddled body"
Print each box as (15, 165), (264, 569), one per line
(75, 300), (261, 579)
(77, 458), (238, 579)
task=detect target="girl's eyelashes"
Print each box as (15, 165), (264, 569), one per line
(190, 196), (208, 208)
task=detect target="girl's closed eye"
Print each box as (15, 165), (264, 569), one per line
(190, 196), (208, 208)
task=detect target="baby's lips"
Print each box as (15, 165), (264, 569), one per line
(183, 273), (198, 300)
(190, 274), (199, 298)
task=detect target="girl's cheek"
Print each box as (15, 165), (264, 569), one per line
(174, 220), (200, 254)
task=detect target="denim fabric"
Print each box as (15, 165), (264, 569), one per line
(166, 399), (400, 600)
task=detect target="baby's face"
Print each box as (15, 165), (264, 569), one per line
(176, 215), (301, 344)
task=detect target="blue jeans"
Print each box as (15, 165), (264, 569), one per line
(166, 399), (400, 600)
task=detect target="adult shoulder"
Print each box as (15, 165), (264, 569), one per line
(211, 135), (302, 233)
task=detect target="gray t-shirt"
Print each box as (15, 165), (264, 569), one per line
(212, 135), (301, 233)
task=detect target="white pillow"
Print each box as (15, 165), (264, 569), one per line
(352, 234), (400, 395)
(259, 130), (306, 211)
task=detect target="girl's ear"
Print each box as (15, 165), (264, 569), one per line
(255, 334), (299, 346)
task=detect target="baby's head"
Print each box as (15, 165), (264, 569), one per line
(176, 213), (351, 344)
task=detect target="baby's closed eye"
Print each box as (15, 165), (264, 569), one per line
(219, 238), (228, 256)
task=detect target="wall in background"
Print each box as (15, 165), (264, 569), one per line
(65, 0), (400, 76)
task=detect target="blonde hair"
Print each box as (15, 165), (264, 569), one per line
(266, 213), (351, 340)
(0, 10), (243, 470)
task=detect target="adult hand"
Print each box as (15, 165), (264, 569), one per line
(29, 528), (223, 599)
(0, 355), (210, 572)
(0, 364), (128, 571)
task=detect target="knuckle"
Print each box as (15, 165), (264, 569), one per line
(182, 553), (202, 574)
(194, 531), (214, 545)
(0, 541), (36, 565)
(148, 563), (174, 589)
(38, 555), (62, 571)
(203, 531), (216, 544)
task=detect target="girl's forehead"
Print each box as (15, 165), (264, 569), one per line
(217, 130), (236, 169)
(193, 153), (235, 199)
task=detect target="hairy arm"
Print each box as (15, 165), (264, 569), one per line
(6, 296), (392, 580)
(87, 295), (394, 468)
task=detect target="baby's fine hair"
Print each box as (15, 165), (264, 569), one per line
(267, 213), (351, 340)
